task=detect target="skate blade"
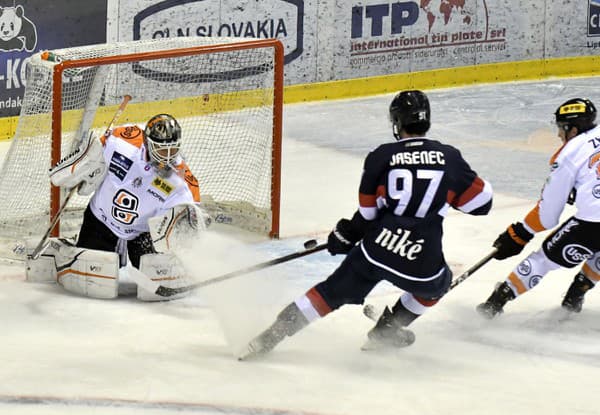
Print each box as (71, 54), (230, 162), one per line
(361, 331), (416, 351)
(237, 340), (267, 361)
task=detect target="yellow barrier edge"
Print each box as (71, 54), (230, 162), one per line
(1, 56), (598, 141)
(284, 55), (600, 103)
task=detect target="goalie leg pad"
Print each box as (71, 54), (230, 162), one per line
(136, 253), (189, 301)
(57, 249), (119, 299)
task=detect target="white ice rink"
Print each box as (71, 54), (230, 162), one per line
(1, 77), (600, 415)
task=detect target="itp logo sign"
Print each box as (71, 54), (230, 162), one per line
(589, 0), (600, 36)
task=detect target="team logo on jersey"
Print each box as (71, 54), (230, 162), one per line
(132, 177), (143, 188)
(109, 151), (133, 181)
(112, 189), (139, 225)
(562, 244), (593, 265)
(528, 275), (542, 289)
(517, 259), (532, 276)
(152, 177), (174, 195)
(117, 126), (142, 139)
(588, 151), (600, 178)
(593, 184), (600, 199)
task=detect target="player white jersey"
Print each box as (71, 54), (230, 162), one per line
(524, 124), (600, 232)
(89, 125), (200, 240)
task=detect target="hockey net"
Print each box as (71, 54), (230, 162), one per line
(0, 37), (283, 258)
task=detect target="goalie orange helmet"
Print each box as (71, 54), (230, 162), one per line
(144, 114), (182, 175)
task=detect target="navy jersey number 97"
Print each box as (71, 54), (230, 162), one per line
(388, 168), (444, 218)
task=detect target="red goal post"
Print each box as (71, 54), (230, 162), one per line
(0, 37), (284, 256)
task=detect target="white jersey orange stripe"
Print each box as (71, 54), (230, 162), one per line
(523, 124), (600, 233)
(89, 125), (199, 240)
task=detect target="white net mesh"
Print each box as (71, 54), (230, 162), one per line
(0, 37), (281, 257)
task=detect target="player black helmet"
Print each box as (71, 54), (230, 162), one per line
(389, 90), (431, 139)
(554, 98), (597, 134)
(144, 114), (182, 176)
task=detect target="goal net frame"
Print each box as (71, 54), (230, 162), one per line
(1, 37), (283, 255)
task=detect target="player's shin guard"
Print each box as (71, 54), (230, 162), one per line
(240, 303), (309, 360)
(562, 272), (595, 313)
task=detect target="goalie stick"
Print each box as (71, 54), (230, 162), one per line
(140, 240), (328, 297)
(29, 94), (132, 260)
(363, 249), (498, 321)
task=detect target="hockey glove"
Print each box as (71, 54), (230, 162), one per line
(327, 217), (364, 255)
(492, 222), (534, 260)
(49, 132), (107, 196)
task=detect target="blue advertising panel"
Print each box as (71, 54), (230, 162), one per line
(0, 1), (107, 119)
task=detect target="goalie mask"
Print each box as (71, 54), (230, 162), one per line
(144, 114), (182, 176)
(389, 90), (431, 139)
(554, 98), (597, 135)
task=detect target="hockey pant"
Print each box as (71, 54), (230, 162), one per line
(294, 245), (452, 325)
(76, 205), (157, 268)
(505, 217), (600, 296)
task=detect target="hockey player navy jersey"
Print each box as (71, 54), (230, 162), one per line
(358, 137), (492, 284)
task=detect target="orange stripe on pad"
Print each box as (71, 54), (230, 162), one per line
(508, 272), (527, 295)
(582, 263), (600, 282)
(57, 269), (116, 280)
(305, 287), (332, 317)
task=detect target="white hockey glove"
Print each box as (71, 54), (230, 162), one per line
(49, 132), (107, 196)
(149, 203), (210, 252)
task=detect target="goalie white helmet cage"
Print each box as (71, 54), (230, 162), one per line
(144, 114), (182, 175)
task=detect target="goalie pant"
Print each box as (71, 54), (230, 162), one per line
(74, 125), (200, 267)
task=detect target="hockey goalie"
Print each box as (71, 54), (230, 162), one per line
(26, 113), (208, 301)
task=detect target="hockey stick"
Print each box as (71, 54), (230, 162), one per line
(150, 240), (328, 297)
(448, 249), (497, 290)
(29, 95), (132, 260)
(363, 249), (498, 321)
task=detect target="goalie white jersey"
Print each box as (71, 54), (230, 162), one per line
(89, 125), (200, 240)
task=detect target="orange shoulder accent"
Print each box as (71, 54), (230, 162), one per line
(549, 143), (566, 165)
(523, 202), (546, 232)
(177, 162), (200, 202)
(112, 126), (144, 148)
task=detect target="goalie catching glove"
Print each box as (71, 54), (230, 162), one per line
(149, 203), (211, 252)
(49, 132), (107, 196)
(493, 222), (534, 260)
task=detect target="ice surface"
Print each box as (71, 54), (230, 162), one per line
(1, 77), (599, 415)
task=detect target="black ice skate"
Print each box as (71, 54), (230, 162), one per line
(476, 281), (515, 319)
(562, 272), (594, 313)
(362, 306), (416, 351)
